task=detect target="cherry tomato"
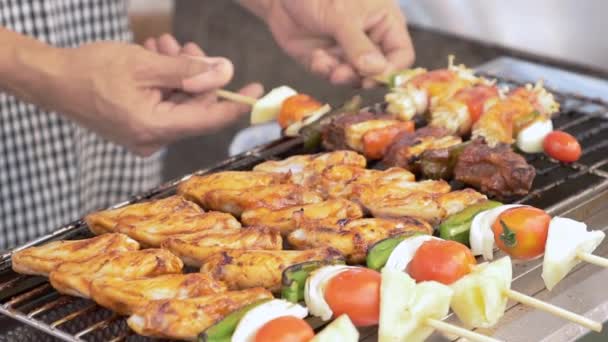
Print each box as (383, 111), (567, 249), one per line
(324, 268), (381, 327)
(254, 316), (314, 342)
(278, 94), (322, 129)
(453, 85), (499, 123)
(362, 121), (414, 159)
(407, 240), (476, 285)
(492, 206), (551, 260)
(543, 130), (582, 163)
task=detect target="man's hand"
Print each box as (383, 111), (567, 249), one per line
(241, 0), (414, 87)
(0, 28), (262, 156)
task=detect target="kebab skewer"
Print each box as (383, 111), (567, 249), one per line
(370, 234), (603, 332)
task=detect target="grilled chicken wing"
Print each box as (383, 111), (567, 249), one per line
(128, 287), (273, 340)
(241, 199), (363, 235)
(363, 186), (486, 224)
(12, 233), (139, 277)
(201, 248), (343, 292)
(161, 227), (283, 267)
(49, 249), (183, 298)
(86, 196), (241, 247)
(178, 171), (289, 207)
(253, 151), (366, 186)
(195, 184), (323, 216)
(90, 273), (227, 315)
(288, 217), (432, 263)
(317, 165), (415, 199)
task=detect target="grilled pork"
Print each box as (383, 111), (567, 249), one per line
(12, 233), (139, 277)
(454, 140), (536, 198)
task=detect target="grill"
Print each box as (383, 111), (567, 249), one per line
(1, 66), (608, 342)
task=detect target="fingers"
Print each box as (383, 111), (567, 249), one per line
(157, 34), (181, 56)
(332, 21), (388, 77)
(376, 13), (415, 71)
(181, 42), (206, 57)
(145, 53), (234, 92)
(156, 83), (264, 138)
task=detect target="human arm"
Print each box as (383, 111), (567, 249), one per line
(0, 27), (262, 156)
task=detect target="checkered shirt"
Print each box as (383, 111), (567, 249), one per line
(0, 0), (162, 250)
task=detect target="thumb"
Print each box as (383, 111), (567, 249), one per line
(146, 54), (234, 93)
(333, 23), (388, 76)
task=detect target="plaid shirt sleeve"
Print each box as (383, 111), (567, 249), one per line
(0, 0), (162, 250)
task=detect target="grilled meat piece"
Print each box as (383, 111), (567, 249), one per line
(358, 181), (486, 224)
(49, 249), (183, 298)
(161, 227), (283, 267)
(317, 165), (415, 199)
(241, 199), (363, 235)
(322, 111), (381, 151)
(204, 184), (323, 216)
(90, 273), (227, 315)
(12, 233), (139, 277)
(383, 126), (462, 171)
(127, 287), (273, 340)
(178, 171), (291, 211)
(200, 248), (343, 292)
(416, 142), (468, 180)
(86, 196), (241, 247)
(288, 217), (432, 264)
(253, 151), (367, 186)
(454, 141), (536, 198)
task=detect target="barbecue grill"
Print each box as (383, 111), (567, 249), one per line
(1, 57), (608, 342)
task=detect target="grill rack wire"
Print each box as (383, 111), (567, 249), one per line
(1, 74), (608, 341)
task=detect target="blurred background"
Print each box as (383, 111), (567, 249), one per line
(128, 0), (607, 182)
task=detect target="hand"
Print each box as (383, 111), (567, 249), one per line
(40, 38), (262, 156)
(259, 0), (414, 87)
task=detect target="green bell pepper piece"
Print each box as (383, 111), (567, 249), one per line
(198, 299), (271, 342)
(366, 232), (423, 271)
(439, 200), (503, 246)
(281, 259), (345, 303)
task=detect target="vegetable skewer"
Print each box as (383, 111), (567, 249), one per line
(216, 89), (258, 106)
(576, 251), (608, 268)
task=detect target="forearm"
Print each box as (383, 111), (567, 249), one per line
(236, 0), (273, 21)
(0, 27), (65, 107)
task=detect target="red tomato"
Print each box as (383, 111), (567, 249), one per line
(453, 85), (499, 123)
(324, 268), (381, 327)
(254, 316), (314, 342)
(491, 206), (551, 260)
(278, 94), (322, 129)
(407, 240), (476, 285)
(543, 131), (582, 163)
(362, 121), (414, 159)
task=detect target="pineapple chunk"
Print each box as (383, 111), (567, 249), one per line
(450, 256), (512, 329)
(379, 268), (453, 342)
(310, 314), (359, 342)
(542, 217), (605, 290)
(250, 86), (297, 124)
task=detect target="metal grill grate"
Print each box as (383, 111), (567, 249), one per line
(0, 75), (607, 342)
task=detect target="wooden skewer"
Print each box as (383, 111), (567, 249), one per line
(426, 318), (502, 342)
(216, 89), (257, 106)
(504, 289), (602, 332)
(577, 251), (608, 268)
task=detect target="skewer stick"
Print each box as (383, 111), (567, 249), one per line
(504, 289), (602, 332)
(426, 318), (502, 342)
(216, 89), (257, 106)
(577, 251), (608, 268)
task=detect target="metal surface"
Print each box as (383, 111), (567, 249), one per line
(398, 0), (608, 73)
(1, 58), (608, 341)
